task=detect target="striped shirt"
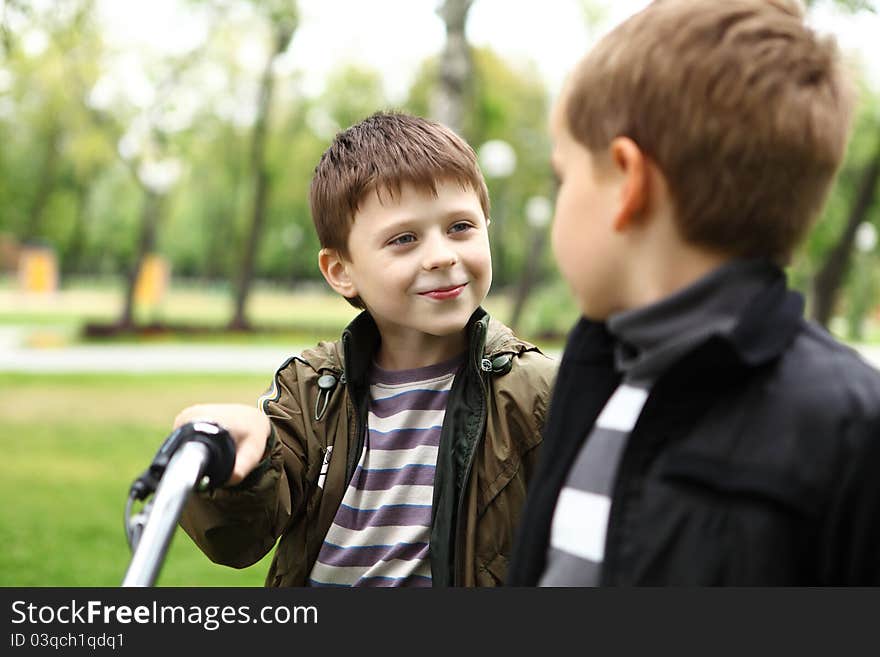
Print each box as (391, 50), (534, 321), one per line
(308, 355), (462, 587)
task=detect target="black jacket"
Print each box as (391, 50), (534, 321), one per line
(508, 268), (880, 585)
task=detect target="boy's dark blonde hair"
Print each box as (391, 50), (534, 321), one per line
(310, 112), (490, 308)
(565, 0), (854, 262)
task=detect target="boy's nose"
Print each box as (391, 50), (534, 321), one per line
(422, 239), (458, 270)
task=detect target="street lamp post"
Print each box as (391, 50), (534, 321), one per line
(849, 221), (878, 341)
(508, 195), (553, 333)
(478, 139), (516, 285)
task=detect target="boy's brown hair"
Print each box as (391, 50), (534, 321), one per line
(310, 112), (490, 308)
(565, 0), (854, 262)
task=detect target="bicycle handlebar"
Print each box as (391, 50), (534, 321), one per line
(121, 422), (236, 587)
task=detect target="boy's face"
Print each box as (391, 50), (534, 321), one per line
(549, 96), (625, 320)
(340, 179), (491, 343)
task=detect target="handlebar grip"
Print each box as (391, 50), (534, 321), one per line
(186, 421), (236, 490)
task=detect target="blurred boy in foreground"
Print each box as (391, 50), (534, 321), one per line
(508, 0), (880, 585)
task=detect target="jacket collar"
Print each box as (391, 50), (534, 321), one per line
(562, 261), (804, 373)
(335, 306), (536, 388)
(726, 263), (804, 367)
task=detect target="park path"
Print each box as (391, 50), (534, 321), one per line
(0, 328), (306, 373)
(1, 326), (879, 373)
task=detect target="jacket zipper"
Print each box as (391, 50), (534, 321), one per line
(451, 324), (490, 585)
(341, 333), (367, 488)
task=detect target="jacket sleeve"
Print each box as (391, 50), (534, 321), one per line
(178, 363), (309, 569)
(821, 411), (880, 584)
(518, 349), (559, 483)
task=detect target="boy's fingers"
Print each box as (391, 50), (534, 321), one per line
(228, 438), (265, 486)
(169, 403), (269, 485)
(173, 404), (211, 430)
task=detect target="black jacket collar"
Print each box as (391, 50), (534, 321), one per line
(562, 262), (803, 375)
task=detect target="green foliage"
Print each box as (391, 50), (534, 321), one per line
(0, 1), (110, 241)
(321, 66), (388, 131)
(806, 0), (877, 12)
(2, 0), (879, 327)
(791, 78), (880, 318)
(515, 276), (580, 342)
(0, 1), (560, 294)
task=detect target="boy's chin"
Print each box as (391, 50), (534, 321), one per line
(580, 308), (611, 322)
(417, 307), (480, 336)
(419, 317), (474, 337)
(577, 299), (615, 322)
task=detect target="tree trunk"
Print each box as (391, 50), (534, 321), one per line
(492, 182), (508, 285)
(62, 182), (91, 278)
(228, 20), (294, 331)
(508, 226), (548, 333)
(204, 134), (240, 282)
(22, 124), (61, 243)
(811, 129), (880, 327)
(118, 189), (163, 329)
(431, 0), (474, 135)
(204, 209), (231, 282)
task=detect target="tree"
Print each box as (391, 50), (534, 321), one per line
(431, 0), (475, 135)
(811, 130), (880, 326)
(0, 0), (102, 246)
(229, 1), (298, 330)
(804, 0), (880, 327)
(508, 195), (554, 332)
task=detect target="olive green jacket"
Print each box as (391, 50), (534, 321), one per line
(180, 308), (557, 586)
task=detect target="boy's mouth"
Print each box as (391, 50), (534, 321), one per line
(418, 283), (467, 300)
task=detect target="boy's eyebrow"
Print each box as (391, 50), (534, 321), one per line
(378, 207), (484, 234)
(441, 206), (484, 220)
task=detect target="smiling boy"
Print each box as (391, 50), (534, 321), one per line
(319, 178), (491, 369)
(173, 112), (557, 587)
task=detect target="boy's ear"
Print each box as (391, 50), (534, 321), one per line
(609, 136), (649, 232)
(318, 248), (358, 299)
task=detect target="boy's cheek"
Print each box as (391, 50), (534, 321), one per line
(549, 215), (567, 262)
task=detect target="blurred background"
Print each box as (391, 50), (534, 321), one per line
(1, 0), (879, 586)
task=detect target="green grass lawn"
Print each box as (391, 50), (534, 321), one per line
(0, 373), (277, 587)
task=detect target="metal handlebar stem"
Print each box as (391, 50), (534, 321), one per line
(121, 441), (210, 587)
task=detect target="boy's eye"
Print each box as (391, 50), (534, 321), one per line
(449, 222), (473, 234)
(389, 234), (416, 246)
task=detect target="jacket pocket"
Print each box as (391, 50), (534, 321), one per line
(626, 450), (817, 584)
(477, 551), (508, 586)
(657, 450), (818, 519)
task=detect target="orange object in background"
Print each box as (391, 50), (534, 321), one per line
(134, 254), (170, 306)
(18, 244), (58, 294)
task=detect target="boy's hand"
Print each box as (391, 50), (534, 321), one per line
(173, 404), (271, 487)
